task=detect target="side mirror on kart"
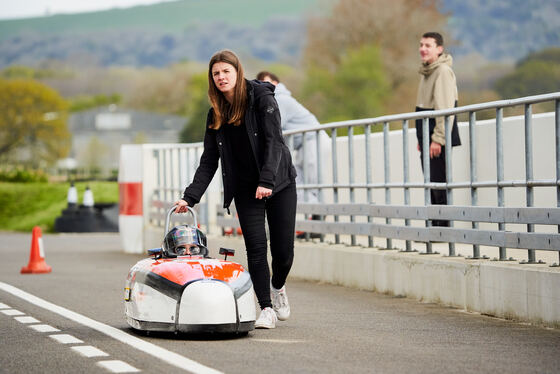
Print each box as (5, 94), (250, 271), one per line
(148, 248), (162, 259)
(219, 247), (235, 261)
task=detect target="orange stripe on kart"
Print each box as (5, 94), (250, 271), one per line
(139, 258), (245, 285)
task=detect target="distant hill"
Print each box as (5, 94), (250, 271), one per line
(0, 0), (558, 68)
(0, 0), (324, 67)
(443, 0), (560, 60)
(0, 0), (322, 37)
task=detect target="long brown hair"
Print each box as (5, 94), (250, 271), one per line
(207, 50), (247, 129)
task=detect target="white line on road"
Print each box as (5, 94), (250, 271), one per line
(29, 324), (60, 332)
(0, 281), (223, 374)
(71, 345), (110, 358)
(250, 338), (304, 344)
(14, 315), (40, 323)
(97, 360), (140, 373)
(0, 302), (10, 309)
(50, 334), (84, 344)
(1, 309), (25, 316)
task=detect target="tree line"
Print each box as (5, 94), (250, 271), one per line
(2, 0), (559, 169)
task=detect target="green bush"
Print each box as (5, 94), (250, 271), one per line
(0, 168), (48, 183)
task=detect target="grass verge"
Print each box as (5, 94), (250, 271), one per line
(0, 181), (118, 233)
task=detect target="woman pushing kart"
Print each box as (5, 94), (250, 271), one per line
(175, 49), (297, 329)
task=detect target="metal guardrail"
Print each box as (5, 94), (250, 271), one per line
(211, 92), (560, 266)
(217, 203), (560, 255)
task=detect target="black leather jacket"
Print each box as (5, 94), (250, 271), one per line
(182, 79), (297, 211)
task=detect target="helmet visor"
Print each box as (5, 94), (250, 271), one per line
(165, 226), (203, 256)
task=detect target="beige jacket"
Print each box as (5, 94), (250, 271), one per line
(416, 53), (458, 145)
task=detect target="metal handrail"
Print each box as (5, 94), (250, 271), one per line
(283, 92), (560, 134)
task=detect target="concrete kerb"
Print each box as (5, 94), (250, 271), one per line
(205, 234), (560, 328)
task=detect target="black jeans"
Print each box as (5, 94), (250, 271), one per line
(234, 182), (297, 309)
(419, 147), (449, 226)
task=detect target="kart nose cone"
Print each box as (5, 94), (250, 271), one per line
(178, 280), (236, 325)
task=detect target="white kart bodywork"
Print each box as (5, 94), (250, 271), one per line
(124, 258), (256, 333)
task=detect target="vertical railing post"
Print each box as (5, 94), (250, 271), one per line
(444, 116), (456, 256)
(496, 107), (507, 261)
(202, 145), (210, 233)
(178, 148), (184, 197)
(191, 146), (207, 232)
(331, 128), (340, 244)
(402, 119), (412, 252)
(302, 131), (310, 240)
(162, 148), (168, 208)
(154, 149), (162, 226)
(556, 99), (560, 266)
(316, 130), (325, 242)
(287, 134), (297, 233)
(383, 121), (392, 249)
(422, 117), (432, 253)
(469, 111), (481, 259)
(348, 126), (356, 246)
(365, 123), (374, 248)
(186, 147), (191, 185)
(524, 104), (536, 263)
(177, 148), (184, 219)
(170, 147), (175, 204)
(302, 131), (309, 205)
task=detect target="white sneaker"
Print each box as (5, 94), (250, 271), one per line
(255, 307), (277, 329)
(271, 284), (290, 321)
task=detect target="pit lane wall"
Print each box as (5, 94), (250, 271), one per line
(206, 234), (560, 328)
(290, 240), (560, 328)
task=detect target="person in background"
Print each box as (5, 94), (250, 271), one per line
(256, 71), (328, 237)
(175, 50), (297, 329)
(415, 32), (461, 226)
(256, 71), (327, 205)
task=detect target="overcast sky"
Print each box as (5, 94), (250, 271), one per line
(0, 0), (168, 20)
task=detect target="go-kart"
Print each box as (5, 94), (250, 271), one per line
(124, 206), (256, 334)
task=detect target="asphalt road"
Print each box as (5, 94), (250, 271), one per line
(1, 232), (559, 374)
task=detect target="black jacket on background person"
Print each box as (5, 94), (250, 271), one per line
(182, 79), (297, 212)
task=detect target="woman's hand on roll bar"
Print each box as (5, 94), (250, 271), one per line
(174, 199), (189, 213)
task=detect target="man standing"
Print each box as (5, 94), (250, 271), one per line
(256, 71), (328, 206)
(415, 32), (461, 226)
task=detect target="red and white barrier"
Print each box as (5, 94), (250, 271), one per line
(118, 145), (144, 253)
(118, 142), (220, 253)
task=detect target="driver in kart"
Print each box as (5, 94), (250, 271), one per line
(163, 225), (206, 257)
(175, 243), (200, 256)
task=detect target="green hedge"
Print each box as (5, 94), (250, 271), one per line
(0, 168), (48, 183)
(0, 181), (118, 232)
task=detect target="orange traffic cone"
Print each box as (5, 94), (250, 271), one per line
(21, 226), (52, 274)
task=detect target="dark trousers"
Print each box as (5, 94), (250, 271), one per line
(420, 147), (449, 226)
(234, 182), (297, 309)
